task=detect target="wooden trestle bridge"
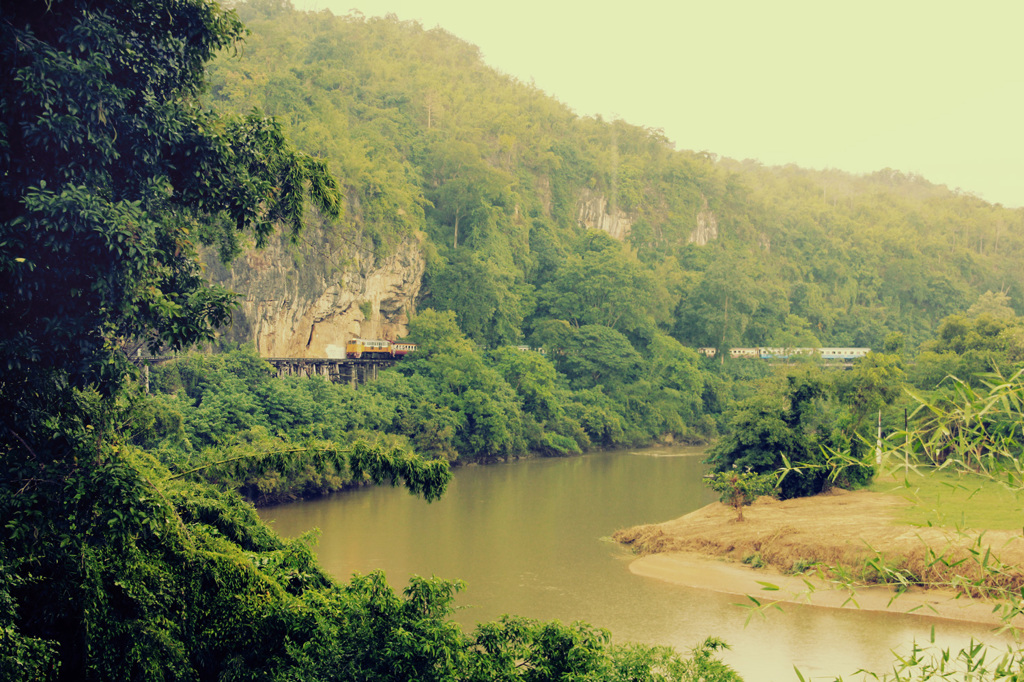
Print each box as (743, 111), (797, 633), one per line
(264, 357), (397, 387)
(139, 356), (398, 389)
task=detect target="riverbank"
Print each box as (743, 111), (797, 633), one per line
(613, 489), (1024, 628)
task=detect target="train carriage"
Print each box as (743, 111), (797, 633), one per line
(727, 346), (870, 362)
(346, 338), (392, 359)
(391, 343), (418, 357)
(820, 347), (870, 361)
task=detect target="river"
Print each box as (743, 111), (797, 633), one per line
(259, 446), (1014, 681)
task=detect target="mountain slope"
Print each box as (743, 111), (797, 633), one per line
(205, 1), (1024, 353)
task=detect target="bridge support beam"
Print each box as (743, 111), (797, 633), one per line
(266, 358), (395, 388)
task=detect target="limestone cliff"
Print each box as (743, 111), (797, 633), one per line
(576, 188), (632, 240)
(576, 187), (721, 248)
(687, 195), (719, 246)
(204, 228), (425, 358)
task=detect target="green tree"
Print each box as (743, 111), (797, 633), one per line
(426, 249), (531, 347)
(537, 232), (655, 335)
(0, 2), (458, 678)
(422, 139), (510, 249)
(707, 374), (848, 499)
(628, 334), (710, 440)
(768, 314), (822, 349)
(1, 1), (341, 397)
(489, 347), (570, 424)
(556, 325), (644, 392)
(675, 253), (759, 350)
(403, 308), (477, 358)
(705, 469), (777, 521)
(401, 310), (527, 461)
(489, 346), (589, 454)
(966, 290), (1015, 319)
(834, 352), (906, 434)
(706, 394), (798, 475)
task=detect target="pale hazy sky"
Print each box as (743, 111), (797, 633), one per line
(291, 0), (1024, 208)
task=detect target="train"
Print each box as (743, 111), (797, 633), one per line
(345, 338), (418, 359)
(343, 340), (547, 359)
(697, 347), (871, 361)
(344, 338), (868, 363)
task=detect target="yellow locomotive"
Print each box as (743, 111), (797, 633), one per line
(345, 338), (418, 359)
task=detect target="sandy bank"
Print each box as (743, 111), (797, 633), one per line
(629, 552), (1021, 627)
(614, 489), (1024, 628)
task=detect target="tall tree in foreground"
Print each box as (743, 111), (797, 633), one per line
(0, 0), (439, 677)
(1, 0), (340, 400)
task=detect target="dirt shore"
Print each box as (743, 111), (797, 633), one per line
(613, 489), (1024, 627)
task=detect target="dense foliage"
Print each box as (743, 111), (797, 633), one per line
(862, 363), (1024, 678)
(0, 0), (741, 678)
(141, 310), (735, 503)
(705, 357), (900, 498)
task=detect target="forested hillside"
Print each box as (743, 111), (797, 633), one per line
(208, 0), (1024, 354)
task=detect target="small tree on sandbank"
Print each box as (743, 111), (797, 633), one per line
(705, 469), (777, 521)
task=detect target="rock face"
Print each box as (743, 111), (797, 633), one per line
(576, 188), (632, 240)
(688, 195), (719, 246)
(204, 229), (425, 358)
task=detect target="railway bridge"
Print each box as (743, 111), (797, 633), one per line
(139, 355), (398, 389)
(265, 357), (397, 387)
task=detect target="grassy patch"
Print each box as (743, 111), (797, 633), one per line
(741, 552), (766, 569)
(786, 558), (817, 575)
(870, 467), (1024, 531)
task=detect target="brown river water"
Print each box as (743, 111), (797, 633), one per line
(259, 446), (1016, 681)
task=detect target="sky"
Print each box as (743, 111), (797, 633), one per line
(290, 0), (1024, 208)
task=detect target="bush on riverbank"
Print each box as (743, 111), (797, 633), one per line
(705, 363), (901, 500)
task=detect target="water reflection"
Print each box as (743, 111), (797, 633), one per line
(260, 447), (1015, 681)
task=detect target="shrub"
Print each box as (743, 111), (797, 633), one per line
(705, 469), (777, 521)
